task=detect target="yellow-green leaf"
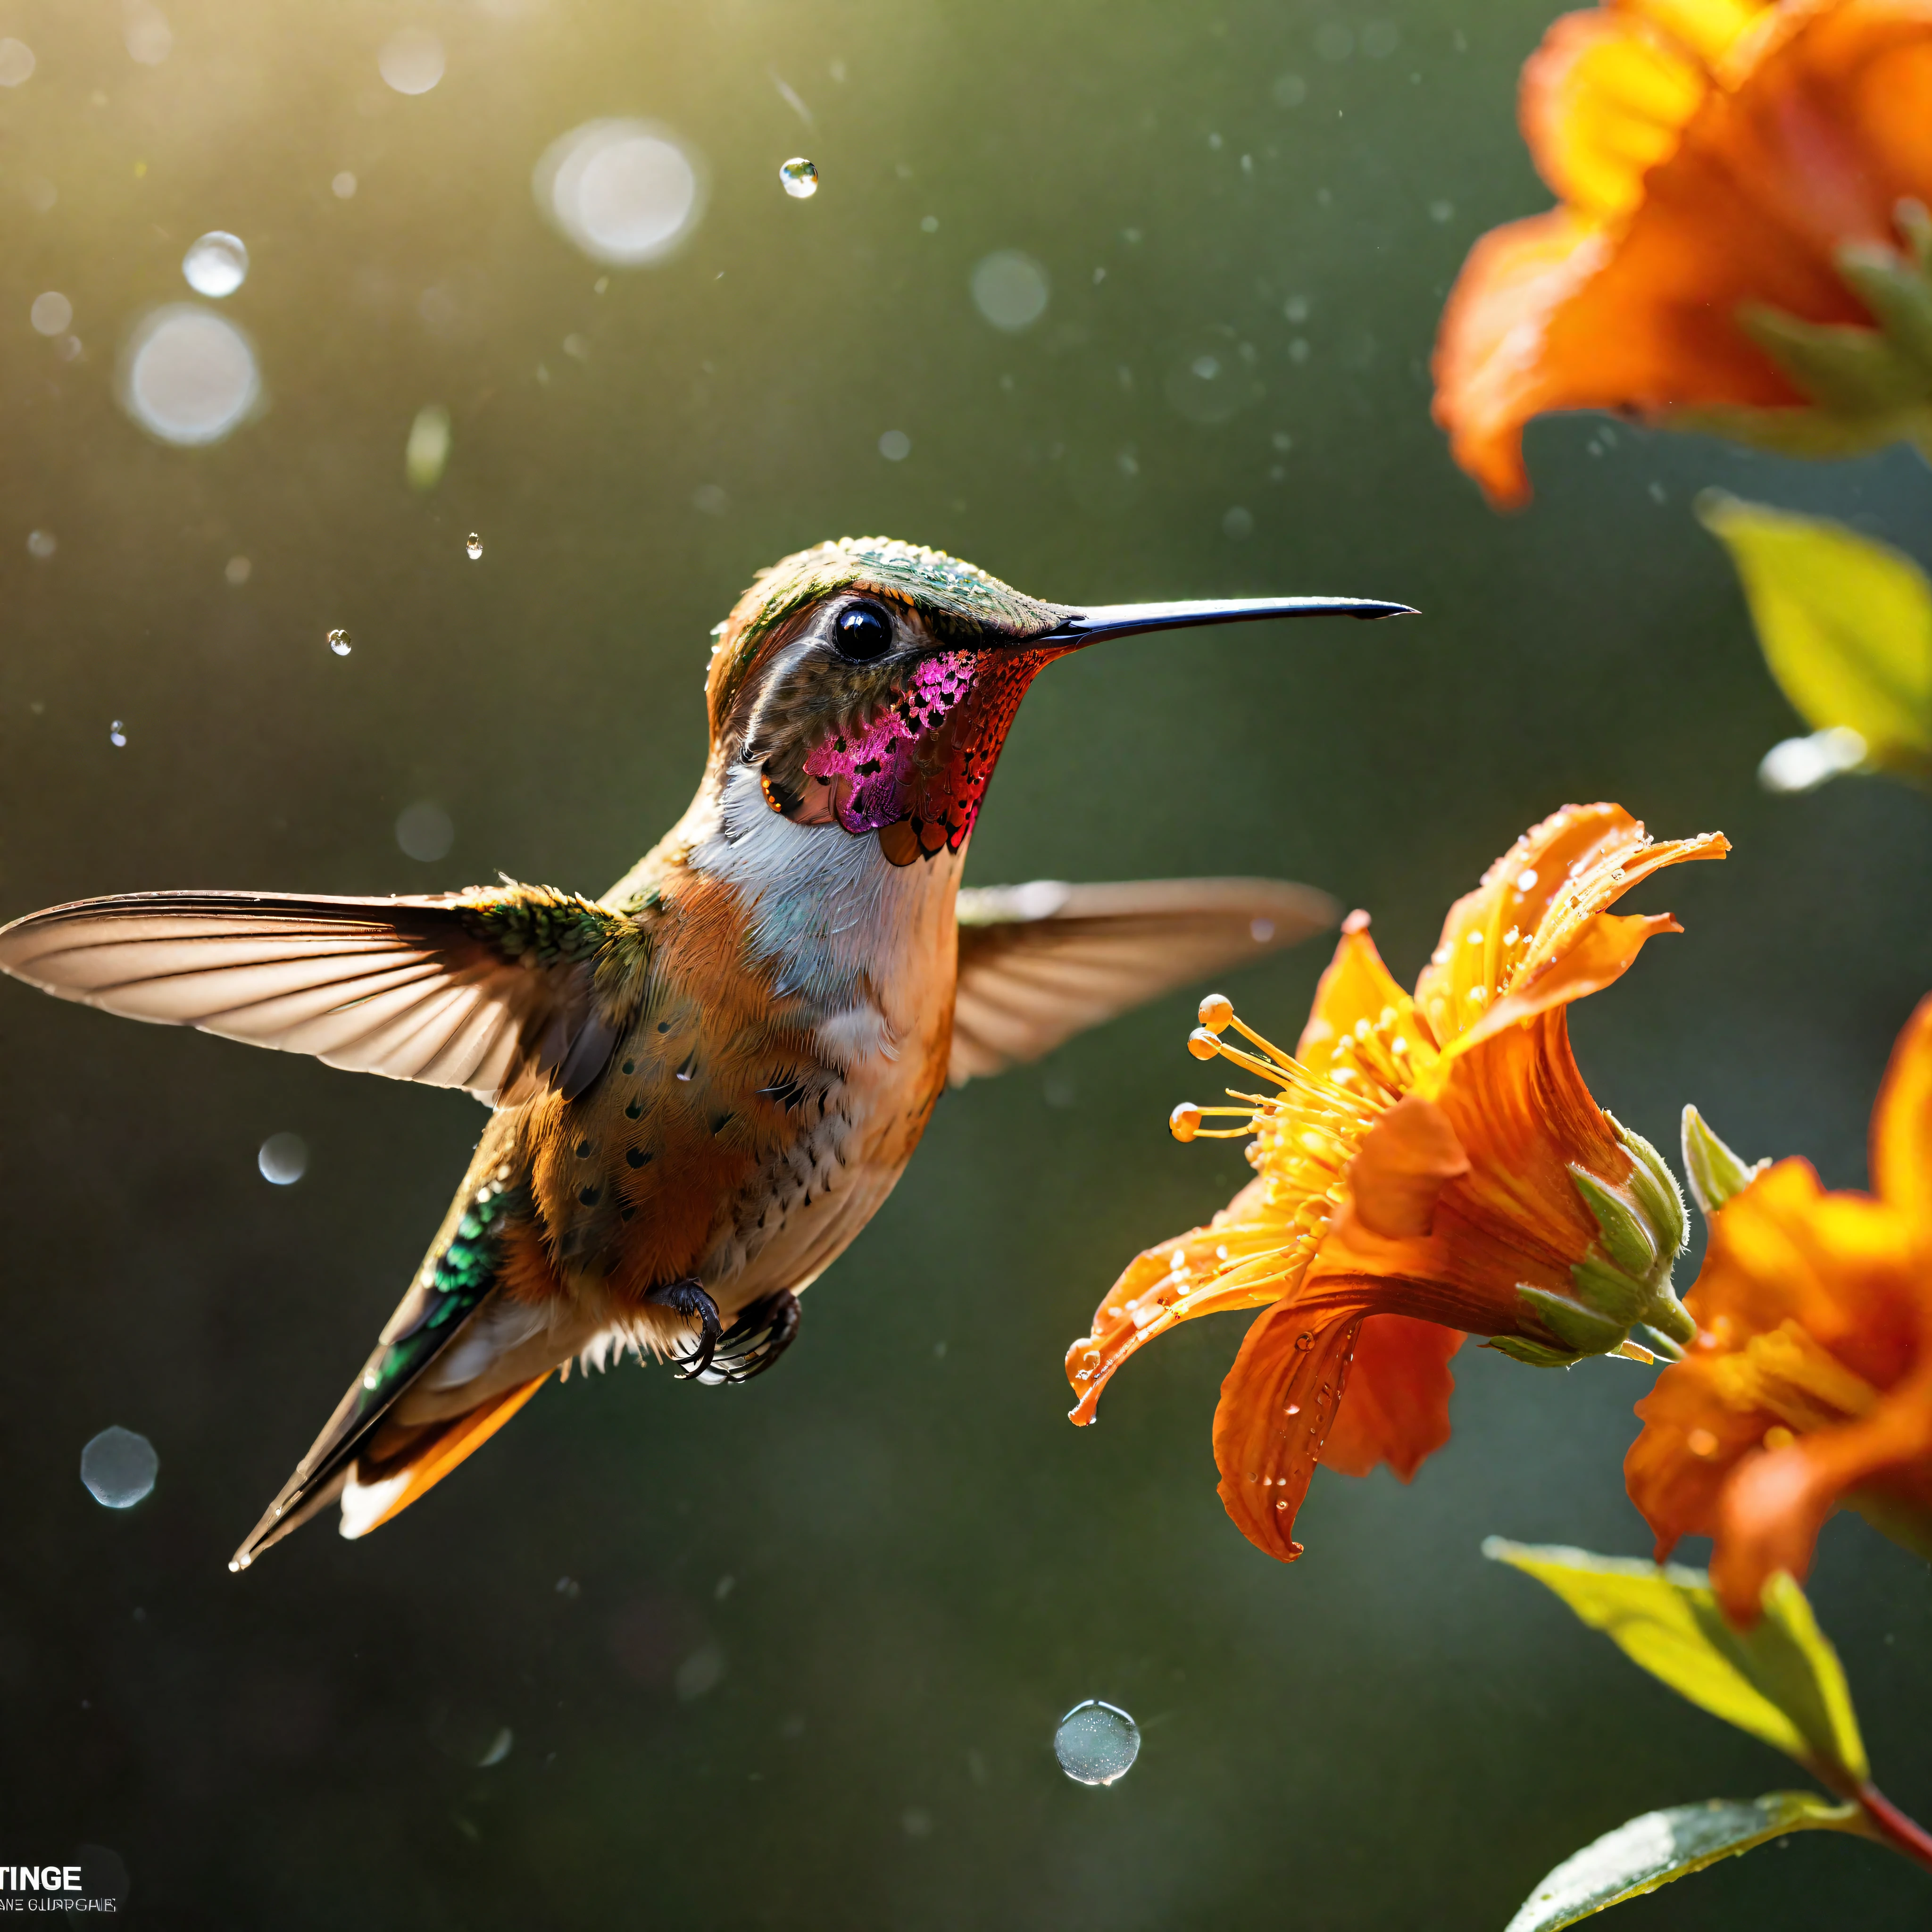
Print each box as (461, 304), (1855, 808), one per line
(1505, 1792), (1868, 1932)
(1696, 491), (1932, 782)
(1483, 1542), (1867, 1784)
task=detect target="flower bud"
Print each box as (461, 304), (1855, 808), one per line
(1680, 1105), (1769, 1221)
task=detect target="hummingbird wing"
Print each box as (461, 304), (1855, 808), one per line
(0, 884), (650, 1104)
(949, 876), (1336, 1083)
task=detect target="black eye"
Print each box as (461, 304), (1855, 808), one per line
(833, 601), (894, 662)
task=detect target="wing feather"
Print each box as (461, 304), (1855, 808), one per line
(0, 887), (643, 1103)
(949, 876), (1336, 1083)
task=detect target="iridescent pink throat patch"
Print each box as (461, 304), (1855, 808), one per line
(801, 648), (1049, 855)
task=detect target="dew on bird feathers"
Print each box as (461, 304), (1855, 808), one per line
(1054, 1700), (1141, 1786)
(81, 1426), (158, 1509)
(328, 628), (351, 656)
(779, 156), (819, 198)
(466, 533), (483, 559)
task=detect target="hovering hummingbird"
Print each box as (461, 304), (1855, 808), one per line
(0, 538), (1408, 1570)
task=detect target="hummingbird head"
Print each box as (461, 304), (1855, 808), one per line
(704, 536), (1409, 866)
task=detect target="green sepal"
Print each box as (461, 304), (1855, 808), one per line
(1521, 1284), (1629, 1355)
(1483, 1542), (1869, 1785)
(1740, 302), (1932, 416)
(1607, 1116), (1686, 1260)
(1566, 1256), (1648, 1327)
(1836, 244), (1932, 380)
(1568, 1166), (1657, 1281)
(1680, 1105), (1767, 1220)
(1505, 1792), (1870, 1932)
(1487, 1330), (1585, 1369)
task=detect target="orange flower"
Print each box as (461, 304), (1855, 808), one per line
(1626, 996), (1932, 1622)
(1066, 805), (1729, 1564)
(1432, 0), (1932, 508)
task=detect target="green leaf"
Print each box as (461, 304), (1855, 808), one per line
(1505, 1792), (1869, 1932)
(1696, 492), (1932, 782)
(1483, 1542), (1868, 1784)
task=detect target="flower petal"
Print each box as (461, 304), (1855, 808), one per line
(1213, 1303), (1362, 1561)
(1713, 1381), (1932, 1620)
(1522, 7), (1708, 219)
(1296, 911), (1420, 1070)
(1347, 1094), (1470, 1239)
(1064, 1177), (1302, 1424)
(1431, 208), (1611, 509)
(1436, 0), (1932, 505)
(1413, 802), (1727, 1050)
(1871, 990), (1932, 1229)
(1321, 1315), (1463, 1480)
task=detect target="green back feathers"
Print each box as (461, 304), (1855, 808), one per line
(705, 538), (1069, 738)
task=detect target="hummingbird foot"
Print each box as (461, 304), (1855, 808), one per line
(693, 1290), (801, 1387)
(645, 1278), (724, 1380)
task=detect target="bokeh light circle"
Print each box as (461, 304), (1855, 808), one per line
(118, 305), (261, 447)
(970, 250), (1050, 332)
(378, 28), (445, 94)
(535, 119), (706, 266)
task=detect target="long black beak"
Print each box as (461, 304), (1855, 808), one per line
(1038, 594), (1416, 646)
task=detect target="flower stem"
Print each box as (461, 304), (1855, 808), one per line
(1858, 1783), (1932, 1874)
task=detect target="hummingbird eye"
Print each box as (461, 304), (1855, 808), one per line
(832, 600), (894, 663)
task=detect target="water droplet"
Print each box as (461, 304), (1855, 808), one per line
(1222, 505), (1254, 540)
(27, 529), (56, 559)
(327, 628), (351, 656)
(108, 719), (127, 747)
(878, 428), (912, 462)
(258, 1132), (308, 1184)
(779, 156), (818, 198)
(1293, 1331), (1315, 1351)
(332, 170), (357, 199)
(466, 532), (483, 559)
(81, 1425), (158, 1508)
(1187, 1027), (1221, 1061)
(181, 231), (248, 298)
(1053, 1700), (1141, 1785)
(1169, 1102), (1202, 1143)
(1198, 993), (1233, 1032)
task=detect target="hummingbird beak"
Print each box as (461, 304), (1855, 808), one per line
(1034, 594), (1416, 647)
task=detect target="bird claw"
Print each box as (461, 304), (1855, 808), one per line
(645, 1278), (723, 1380)
(691, 1291), (801, 1386)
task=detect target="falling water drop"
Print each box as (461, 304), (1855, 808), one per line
(466, 533), (483, 559)
(108, 720), (127, 747)
(779, 157), (818, 199)
(1053, 1701), (1141, 1785)
(181, 231), (249, 298)
(327, 628), (351, 656)
(81, 1426), (158, 1508)
(258, 1133), (308, 1185)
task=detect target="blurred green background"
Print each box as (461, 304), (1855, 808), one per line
(2, 0), (1930, 1925)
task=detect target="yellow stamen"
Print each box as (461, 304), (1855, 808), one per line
(1710, 1318), (1881, 1434)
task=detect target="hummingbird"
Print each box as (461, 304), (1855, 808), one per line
(0, 537), (1407, 1570)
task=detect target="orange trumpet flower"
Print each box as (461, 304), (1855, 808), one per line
(1432, 0), (1932, 508)
(1626, 997), (1932, 1623)
(1066, 805), (1728, 1564)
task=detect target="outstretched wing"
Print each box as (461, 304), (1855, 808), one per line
(949, 876), (1336, 1083)
(0, 883), (648, 1104)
